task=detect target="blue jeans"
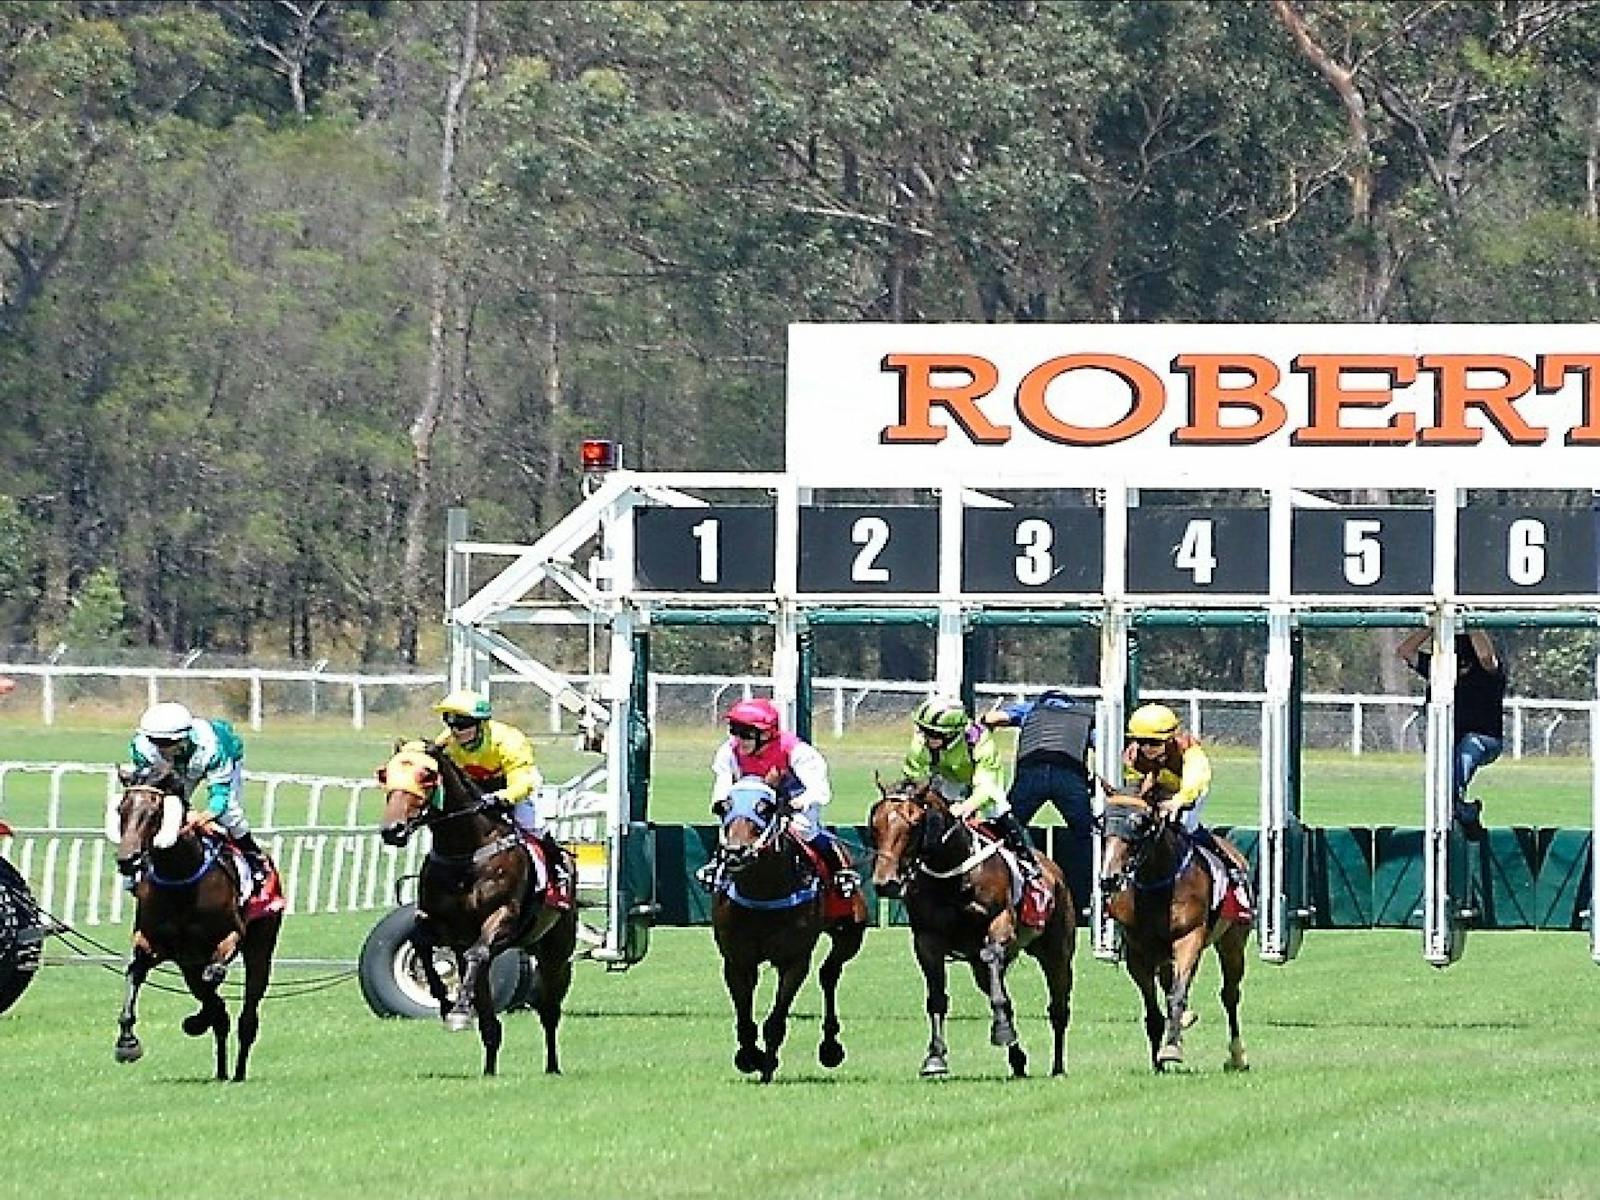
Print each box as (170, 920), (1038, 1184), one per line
(1007, 761), (1093, 912)
(1454, 733), (1502, 803)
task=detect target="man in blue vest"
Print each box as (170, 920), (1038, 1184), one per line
(981, 690), (1096, 911)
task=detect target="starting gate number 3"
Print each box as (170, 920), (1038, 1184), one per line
(632, 505), (1599, 597)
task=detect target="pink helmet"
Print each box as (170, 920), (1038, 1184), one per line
(725, 697), (781, 735)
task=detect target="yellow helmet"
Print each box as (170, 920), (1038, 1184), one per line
(1127, 703), (1180, 740)
(435, 689), (492, 721)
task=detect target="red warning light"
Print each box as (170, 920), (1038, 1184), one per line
(579, 439), (621, 472)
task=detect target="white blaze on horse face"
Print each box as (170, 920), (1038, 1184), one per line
(152, 794), (184, 849)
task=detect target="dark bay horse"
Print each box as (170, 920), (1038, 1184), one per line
(378, 741), (578, 1076)
(868, 777), (1076, 1079)
(709, 777), (869, 1083)
(110, 766), (282, 1081)
(1099, 777), (1250, 1073)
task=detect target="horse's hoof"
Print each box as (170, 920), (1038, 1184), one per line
(818, 1040), (846, 1069)
(919, 1056), (949, 1079)
(181, 1013), (211, 1037)
(1225, 1058), (1250, 1073)
(444, 1011), (472, 1033)
(1157, 1044), (1184, 1066)
(114, 1039), (143, 1064)
(1007, 1046), (1028, 1079)
(990, 1022), (1017, 1048)
(734, 1046), (764, 1075)
(201, 964), (226, 986)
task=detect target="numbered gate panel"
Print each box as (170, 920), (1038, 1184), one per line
(634, 506), (776, 592)
(1457, 509), (1599, 595)
(1291, 508), (1432, 596)
(1126, 508), (1269, 594)
(798, 506), (939, 593)
(962, 507), (1103, 594)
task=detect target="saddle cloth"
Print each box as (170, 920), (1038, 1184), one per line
(518, 831), (576, 913)
(986, 837), (1054, 931)
(222, 846), (285, 922)
(791, 836), (857, 924)
(1194, 843), (1253, 926)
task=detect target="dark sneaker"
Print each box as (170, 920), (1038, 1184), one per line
(1454, 799), (1485, 842)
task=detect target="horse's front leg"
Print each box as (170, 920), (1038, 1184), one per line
(973, 929), (1026, 1079)
(234, 915), (281, 1082)
(1124, 943), (1167, 1070)
(114, 940), (157, 1064)
(722, 953), (764, 1077)
(180, 962), (232, 1081)
(1157, 927), (1208, 1069)
(408, 915), (453, 1019)
(758, 944), (815, 1085)
(471, 952), (504, 1076)
(450, 907), (516, 1038)
(912, 930), (951, 1078)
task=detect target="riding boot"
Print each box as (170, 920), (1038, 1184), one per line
(235, 833), (271, 892)
(996, 813), (1041, 883)
(813, 836), (859, 899)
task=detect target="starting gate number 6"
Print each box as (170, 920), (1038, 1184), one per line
(1508, 517), (1546, 585)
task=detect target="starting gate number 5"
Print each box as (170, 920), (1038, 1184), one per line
(1344, 519), (1383, 586)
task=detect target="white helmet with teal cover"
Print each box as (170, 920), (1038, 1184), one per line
(138, 701), (194, 741)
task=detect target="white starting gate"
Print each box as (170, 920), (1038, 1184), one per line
(443, 323), (1600, 967)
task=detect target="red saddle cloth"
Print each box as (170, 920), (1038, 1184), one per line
(241, 860), (285, 923)
(1018, 878), (1055, 930)
(520, 832), (576, 913)
(793, 838), (857, 923)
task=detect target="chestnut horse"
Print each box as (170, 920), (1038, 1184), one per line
(1099, 777), (1250, 1073)
(709, 777), (869, 1083)
(110, 765), (282, 1081)
(868, 776), (1076, 1079)
(378, 741), (578, 1076)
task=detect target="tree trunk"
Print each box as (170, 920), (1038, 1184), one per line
(397, 0), (478, 663)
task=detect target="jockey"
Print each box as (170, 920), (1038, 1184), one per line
(1122, 703), (1253, 917)
(706, 697), (858, 897)
(127, 701), (269, 890)
(433, 688), (570, 894)
(904, 696), (1040, 883)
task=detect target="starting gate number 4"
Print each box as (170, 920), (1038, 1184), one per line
(631, 505), (1599, 597)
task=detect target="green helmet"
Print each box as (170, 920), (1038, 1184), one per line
(913, 696), (970, 735)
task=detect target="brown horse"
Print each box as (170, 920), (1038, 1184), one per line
(868, 777), (1076, 1079)
(708, 777), (869, 1083)
(1098, 777), (1250, 1073)
(110, 765), (282, 1081)
(378, 741), (578, 1076)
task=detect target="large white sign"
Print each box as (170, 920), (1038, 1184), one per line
(785, 324), (1600, 488)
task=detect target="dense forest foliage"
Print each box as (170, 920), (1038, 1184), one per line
(2, 1), (1597, 692)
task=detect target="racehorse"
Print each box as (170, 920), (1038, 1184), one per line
(868, 776), (1076, 1079)
(378, 741), (578, 1076)
(709, 777), (869, 1083)
(1099, 775), (1250, 1073)
(109, 765), (282, 1081)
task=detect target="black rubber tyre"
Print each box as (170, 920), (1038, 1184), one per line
(0, 857), (43, 1017)
(357, 903), (527, 1020)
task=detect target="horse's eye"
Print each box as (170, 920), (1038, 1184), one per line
(375, 767), (388, 784)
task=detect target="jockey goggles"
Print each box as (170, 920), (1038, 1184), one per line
(728, 722), (765, 740)
(1132, 736), (1167, 748)
(443, 714), (482, 731)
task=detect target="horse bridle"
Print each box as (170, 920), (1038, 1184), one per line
(1100, 803), (1192, 894)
